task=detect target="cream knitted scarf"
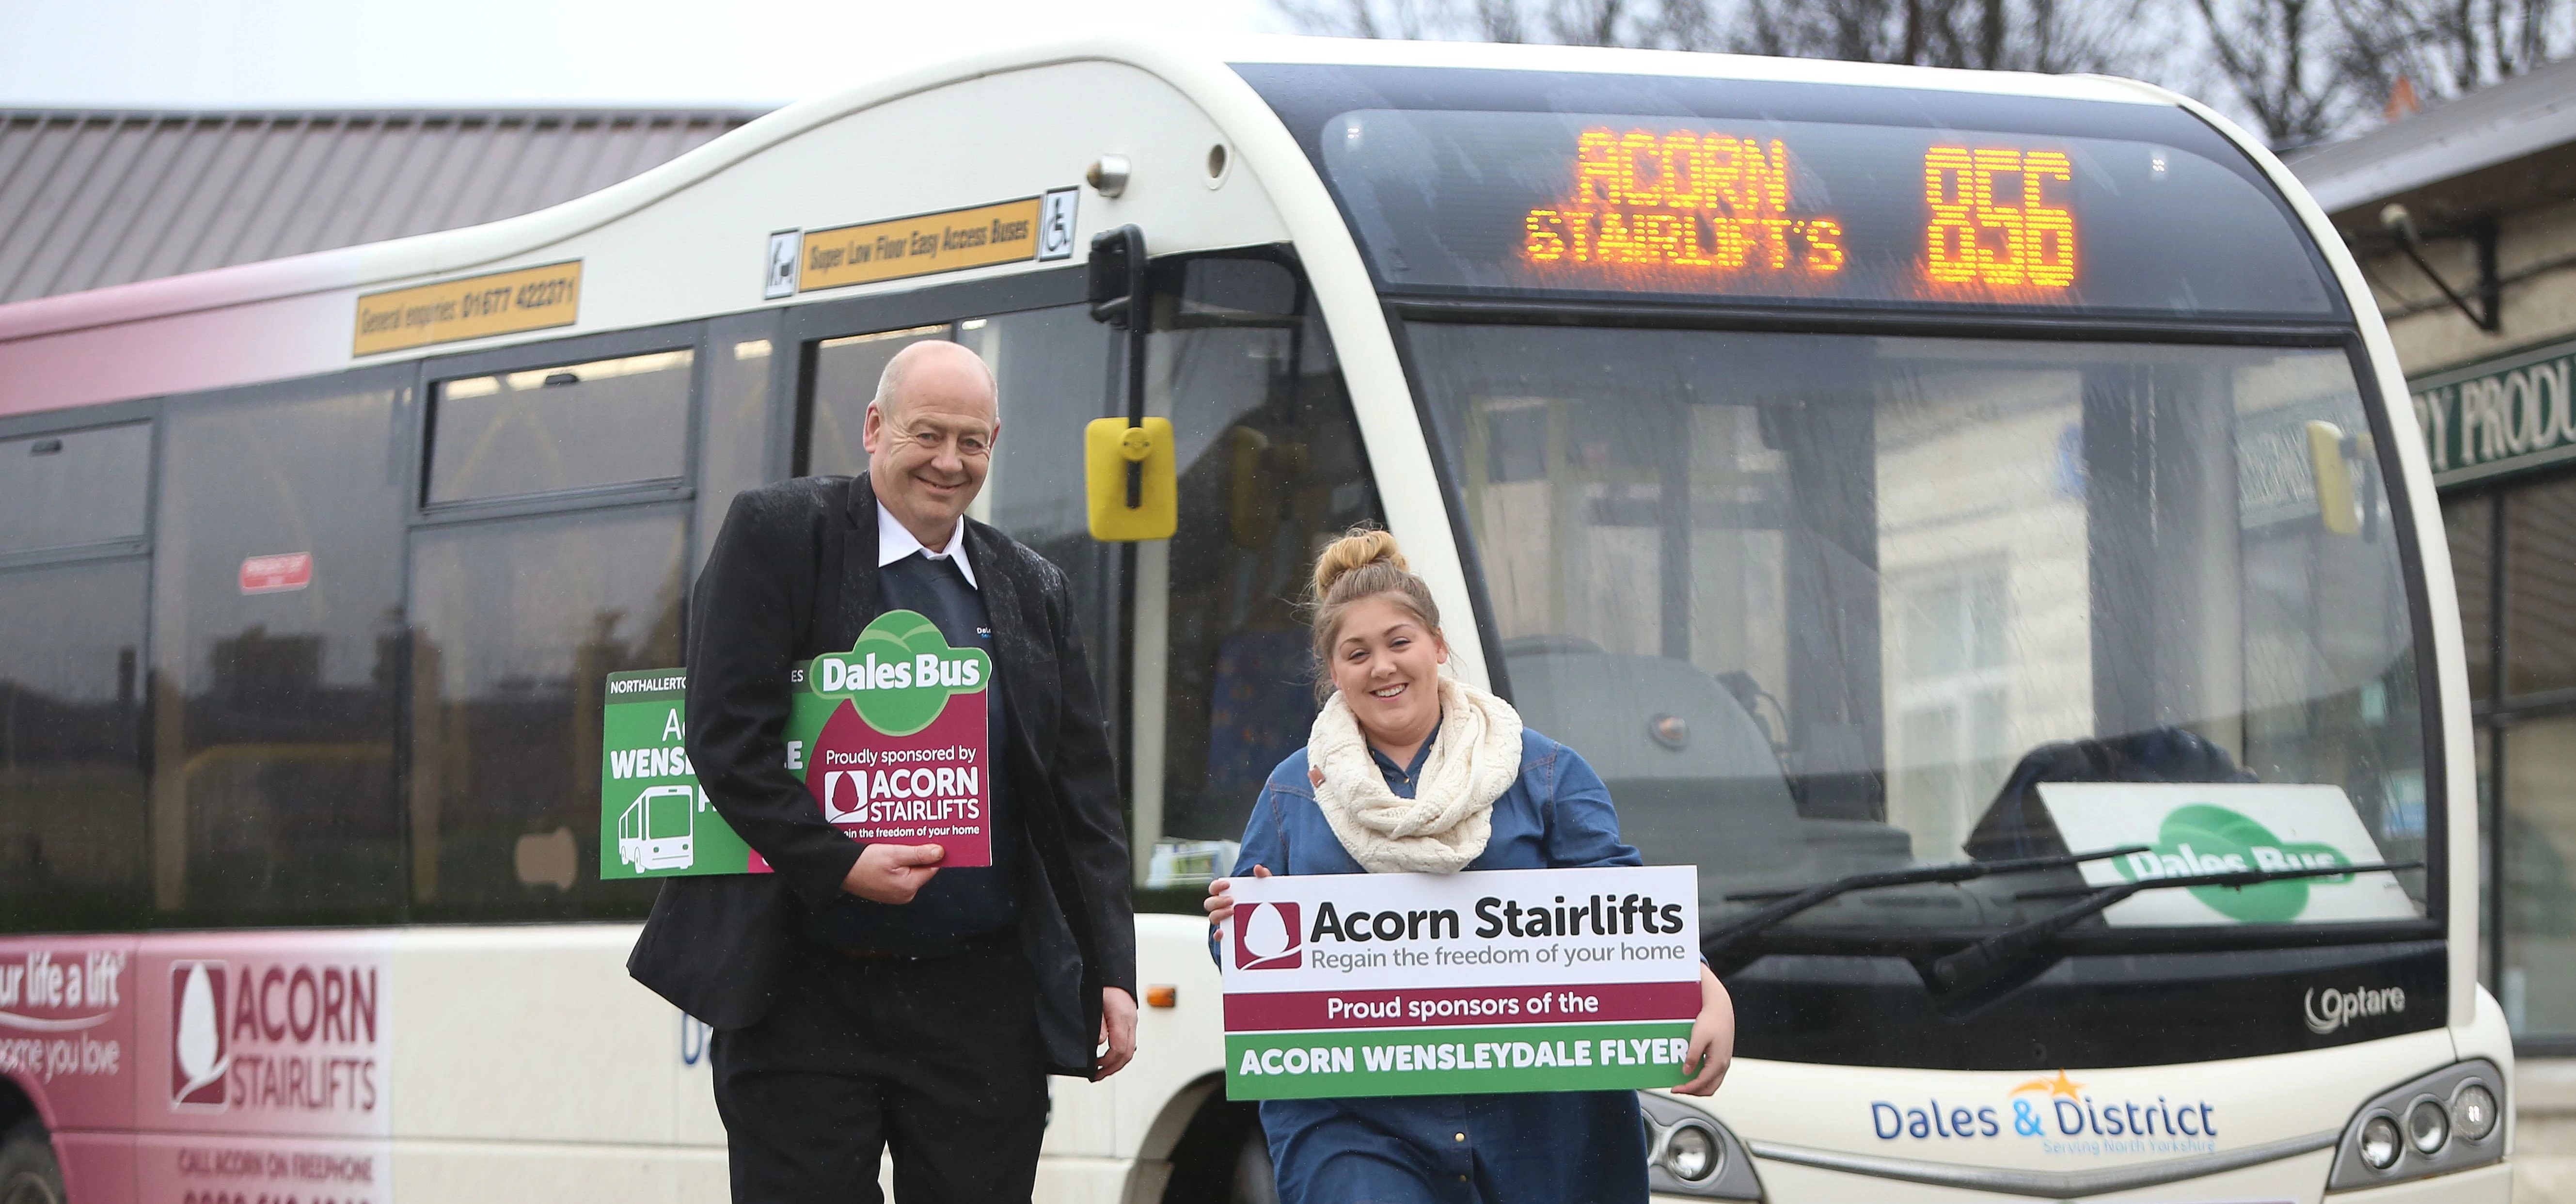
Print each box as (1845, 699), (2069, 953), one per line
(1308, 676), (1524, 874)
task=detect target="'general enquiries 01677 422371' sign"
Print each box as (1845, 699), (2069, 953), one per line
(599, 609), (994, 879)
(1222, 865), (1702, 1100)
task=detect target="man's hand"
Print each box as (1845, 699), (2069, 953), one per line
(1202, 865), (1271, 929)
(1675, 964), (1734, 1096)
(1094, 987), (1138, 1080)
(841, 842), (944, 903)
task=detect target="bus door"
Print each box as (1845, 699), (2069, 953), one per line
(1115, 251), (1384, 904)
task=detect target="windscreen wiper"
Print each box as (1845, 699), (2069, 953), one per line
(1925, 859), (2426, 1015)
(1702, 845), (2149, 972)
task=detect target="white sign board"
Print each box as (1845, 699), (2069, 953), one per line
(1221, 865), (1702, 1099)
(2039, 782), (2419, 926)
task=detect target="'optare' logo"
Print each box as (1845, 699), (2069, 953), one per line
(170, 961), (230, 1109)
(1234, 902), (1302, 970)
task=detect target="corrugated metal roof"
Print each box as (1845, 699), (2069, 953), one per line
(0, 108), (768, 303)
(2289, 57), (2576, 220)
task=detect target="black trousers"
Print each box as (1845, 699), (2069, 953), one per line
(711, 939), (1049, 1204)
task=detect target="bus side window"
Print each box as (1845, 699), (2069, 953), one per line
(0, 424), (152, 933)
(1129, 253), (1384, 897)
(955, 307), (1117, 687)
(151, 376), (409, 924)
(410, 343), (695, 920)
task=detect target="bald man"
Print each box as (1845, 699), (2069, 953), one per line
(630, 340), (1136, 1204)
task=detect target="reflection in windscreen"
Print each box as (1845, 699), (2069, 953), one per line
(1411, 325), (2430, 930)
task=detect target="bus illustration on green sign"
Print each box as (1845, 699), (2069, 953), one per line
(617, 784), (703, 872)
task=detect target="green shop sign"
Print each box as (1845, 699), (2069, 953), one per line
(2411, 338), (2576, 486)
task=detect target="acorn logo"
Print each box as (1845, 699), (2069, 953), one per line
(1235, 902), (1303, 970)
(170, 961), (229, 1108)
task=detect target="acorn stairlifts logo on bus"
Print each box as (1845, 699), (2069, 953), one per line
(171, 961), (230, 1107)
(168, 957), (384, 1117)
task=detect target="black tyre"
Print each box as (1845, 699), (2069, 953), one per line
(0, 1120), (63, 1204)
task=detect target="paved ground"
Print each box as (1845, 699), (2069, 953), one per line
(2519, 1060), (2576, 1201)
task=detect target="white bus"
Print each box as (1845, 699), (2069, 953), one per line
(0, 32), (2504, 1204)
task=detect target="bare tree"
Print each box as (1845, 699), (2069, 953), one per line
(1276, 0), (2155, 68)
(1273, 0), (1725, 48)
(2187, 0), (2347, 146)
(1272, 0), (2576, 152)
(2334, 0), (2576, 108)
(1734, 0), (2149, 70)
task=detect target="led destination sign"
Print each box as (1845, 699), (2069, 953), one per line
(1522, 129), (2081, 297)
(1318, 107), (2334, 315)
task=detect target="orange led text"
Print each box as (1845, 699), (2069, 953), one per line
(1523, 128), (1846, 277)
(1923, 147), (2077, 288)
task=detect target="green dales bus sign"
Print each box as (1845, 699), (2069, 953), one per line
(1220, 865), (1702, 1100)
(2037, 783), (2419, 925)
(2411, 338), (2576, 486)
(599, 609), (994, 880)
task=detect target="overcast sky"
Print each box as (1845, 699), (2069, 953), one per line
(0, 0), (1286, 109)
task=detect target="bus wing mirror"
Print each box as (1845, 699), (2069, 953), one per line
(1087, 416), (1177, 541)
(1086, 224), (1169, 539)
(2306, 420), (2373, 538)
(1089, 225), (1148, 327)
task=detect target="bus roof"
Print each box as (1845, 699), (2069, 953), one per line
(0, 34), (2216, 415)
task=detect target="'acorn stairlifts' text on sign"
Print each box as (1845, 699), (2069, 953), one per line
(1221, 865), (1702, 1100)
(600, 609), (993, 879)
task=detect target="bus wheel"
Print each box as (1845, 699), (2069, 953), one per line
(1227, 1126), (1278, 1204)
(0, 1120), (63, 1204)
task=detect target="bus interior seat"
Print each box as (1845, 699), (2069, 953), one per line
(1502, 641), (1899, 881)
(1203, 629), (1318, 828)
(1960, 727), (2257, 862)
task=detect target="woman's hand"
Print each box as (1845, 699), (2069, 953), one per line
(1675, 964), (1734, 1096)
(1203, 865), (1273, 928)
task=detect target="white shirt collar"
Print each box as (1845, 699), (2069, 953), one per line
(874, 493), (978, 589)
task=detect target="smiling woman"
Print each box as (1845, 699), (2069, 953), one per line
(1202, 527), (1734, 1204)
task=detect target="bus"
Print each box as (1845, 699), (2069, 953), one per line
(0, 32), (2504, 1204)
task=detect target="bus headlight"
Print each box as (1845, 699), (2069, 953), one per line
(2404, 1099), (2449, 1154)
(2455, 1082), (2500, 1141)
(1638, 1093), (1764, 1200)
(2327, 1060), (2504, 1191)
(1662, 1122), (1720, 1181)
(2358, 1115), (2402, 1170)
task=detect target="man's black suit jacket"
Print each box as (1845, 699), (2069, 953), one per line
(627, 474), (1135, 1077)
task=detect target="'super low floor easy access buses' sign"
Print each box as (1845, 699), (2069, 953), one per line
(599, 609), (994, 879)
(1220, 865), (1702, 1100)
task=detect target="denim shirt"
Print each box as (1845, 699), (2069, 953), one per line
(1227, 725), (1650, 1204)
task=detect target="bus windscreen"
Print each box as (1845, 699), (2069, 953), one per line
(1232, 63), (2339, 316)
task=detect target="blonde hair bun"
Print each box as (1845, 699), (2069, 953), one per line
(1307, 526), (1442, 701)
(1311, 527), (1408, 600)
